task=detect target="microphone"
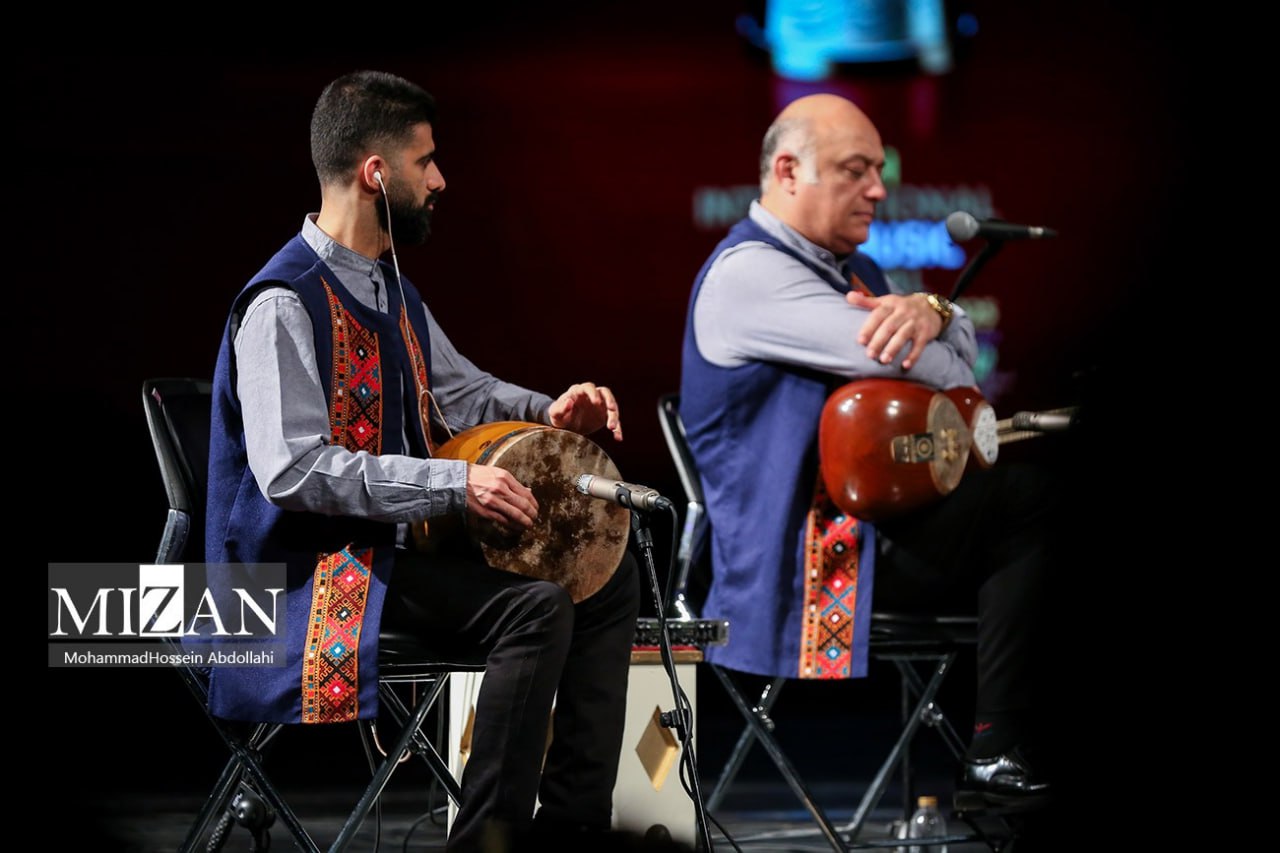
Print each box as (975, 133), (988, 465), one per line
(946, 211), (1058, 243)
(1010, 410), (1076, 433)
(575, 474), (674, 512)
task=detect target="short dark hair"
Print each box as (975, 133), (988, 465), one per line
(309, 70), (438, 184)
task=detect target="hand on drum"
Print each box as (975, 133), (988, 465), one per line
(466, 464), (539, 532)
(547, 382), (623, 441)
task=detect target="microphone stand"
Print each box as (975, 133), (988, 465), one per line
(948, 239), (1004, 301)
(630, 508), (715, 852)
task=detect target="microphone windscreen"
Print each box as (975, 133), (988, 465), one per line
(945, 211), (980, 243)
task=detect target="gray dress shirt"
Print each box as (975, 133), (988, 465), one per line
(693, 201), (978, 388)
(232, 215), (553, 524)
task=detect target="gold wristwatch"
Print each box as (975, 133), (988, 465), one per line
(921, 292), (954, 329)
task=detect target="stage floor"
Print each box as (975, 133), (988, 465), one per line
(87, 775), (1061, 851)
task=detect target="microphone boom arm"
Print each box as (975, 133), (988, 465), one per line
(949, 239), (1004, 301)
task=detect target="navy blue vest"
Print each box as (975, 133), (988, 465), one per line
(206, 234), (434, 722)
(679, 216), (886, 678)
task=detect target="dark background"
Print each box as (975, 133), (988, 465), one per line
(31, 1), (1186, 841)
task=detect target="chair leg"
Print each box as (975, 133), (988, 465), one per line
(329, 676), (453, 851)
(180, 756), (244, 852)
(839, 652), (957, 839)
(235, 744), (322, 852)
(377, 678), (464, 805)
(711, 666), (850, 852)
(895, 659), (967, 761)
(176, 658), (255, 851)
(899, 665), (914, 823)
(705, 676), (786, 812)
(200, 719), (322, 853)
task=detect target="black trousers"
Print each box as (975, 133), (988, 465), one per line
(382, 546), (641, 851)
(874, 462), (1055, 724)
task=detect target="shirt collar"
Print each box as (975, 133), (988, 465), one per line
(747, 200), (845, 274)
(301, 214), (385, 284)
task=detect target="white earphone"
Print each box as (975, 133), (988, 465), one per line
(369, 163), (451, 445)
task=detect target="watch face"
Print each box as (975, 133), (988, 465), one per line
(926, 293), (951, 323)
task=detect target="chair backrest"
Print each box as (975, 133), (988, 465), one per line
(656, 393), (709, 617)
(142, 378), (212, 563)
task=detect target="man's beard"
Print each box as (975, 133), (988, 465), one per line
(377, 182), (437, 246)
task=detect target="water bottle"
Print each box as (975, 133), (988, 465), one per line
(907, 795), (947, 853)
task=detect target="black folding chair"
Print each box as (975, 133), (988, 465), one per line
(143, 377), (483, 852)
(657, 393), (981, 851)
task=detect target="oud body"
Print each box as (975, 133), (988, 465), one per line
(818, 380), (999, 522)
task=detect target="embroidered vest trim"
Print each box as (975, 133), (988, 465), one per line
(299, 280), (385, 723)
(798, 479), (862, 678)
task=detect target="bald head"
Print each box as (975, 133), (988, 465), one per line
(779, 93), (875, 127)
(760, 95), (876, 190)
(758, 94), (887, 254)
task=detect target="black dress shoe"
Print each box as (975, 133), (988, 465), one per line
(960, 747), (1052, 807)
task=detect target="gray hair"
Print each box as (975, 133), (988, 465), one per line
(759, 117), (818, 193)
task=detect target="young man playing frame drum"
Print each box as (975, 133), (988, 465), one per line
(206, 70), (639, 852)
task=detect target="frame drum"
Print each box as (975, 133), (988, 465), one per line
(429, 421), (629, 602)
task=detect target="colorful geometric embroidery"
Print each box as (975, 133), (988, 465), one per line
(397, 305), (436, 454)
(300, 280), (384, 724)
(798, 478), (861, 679)
(322, 279), (383, 455)
(301, 548), (372, 723)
